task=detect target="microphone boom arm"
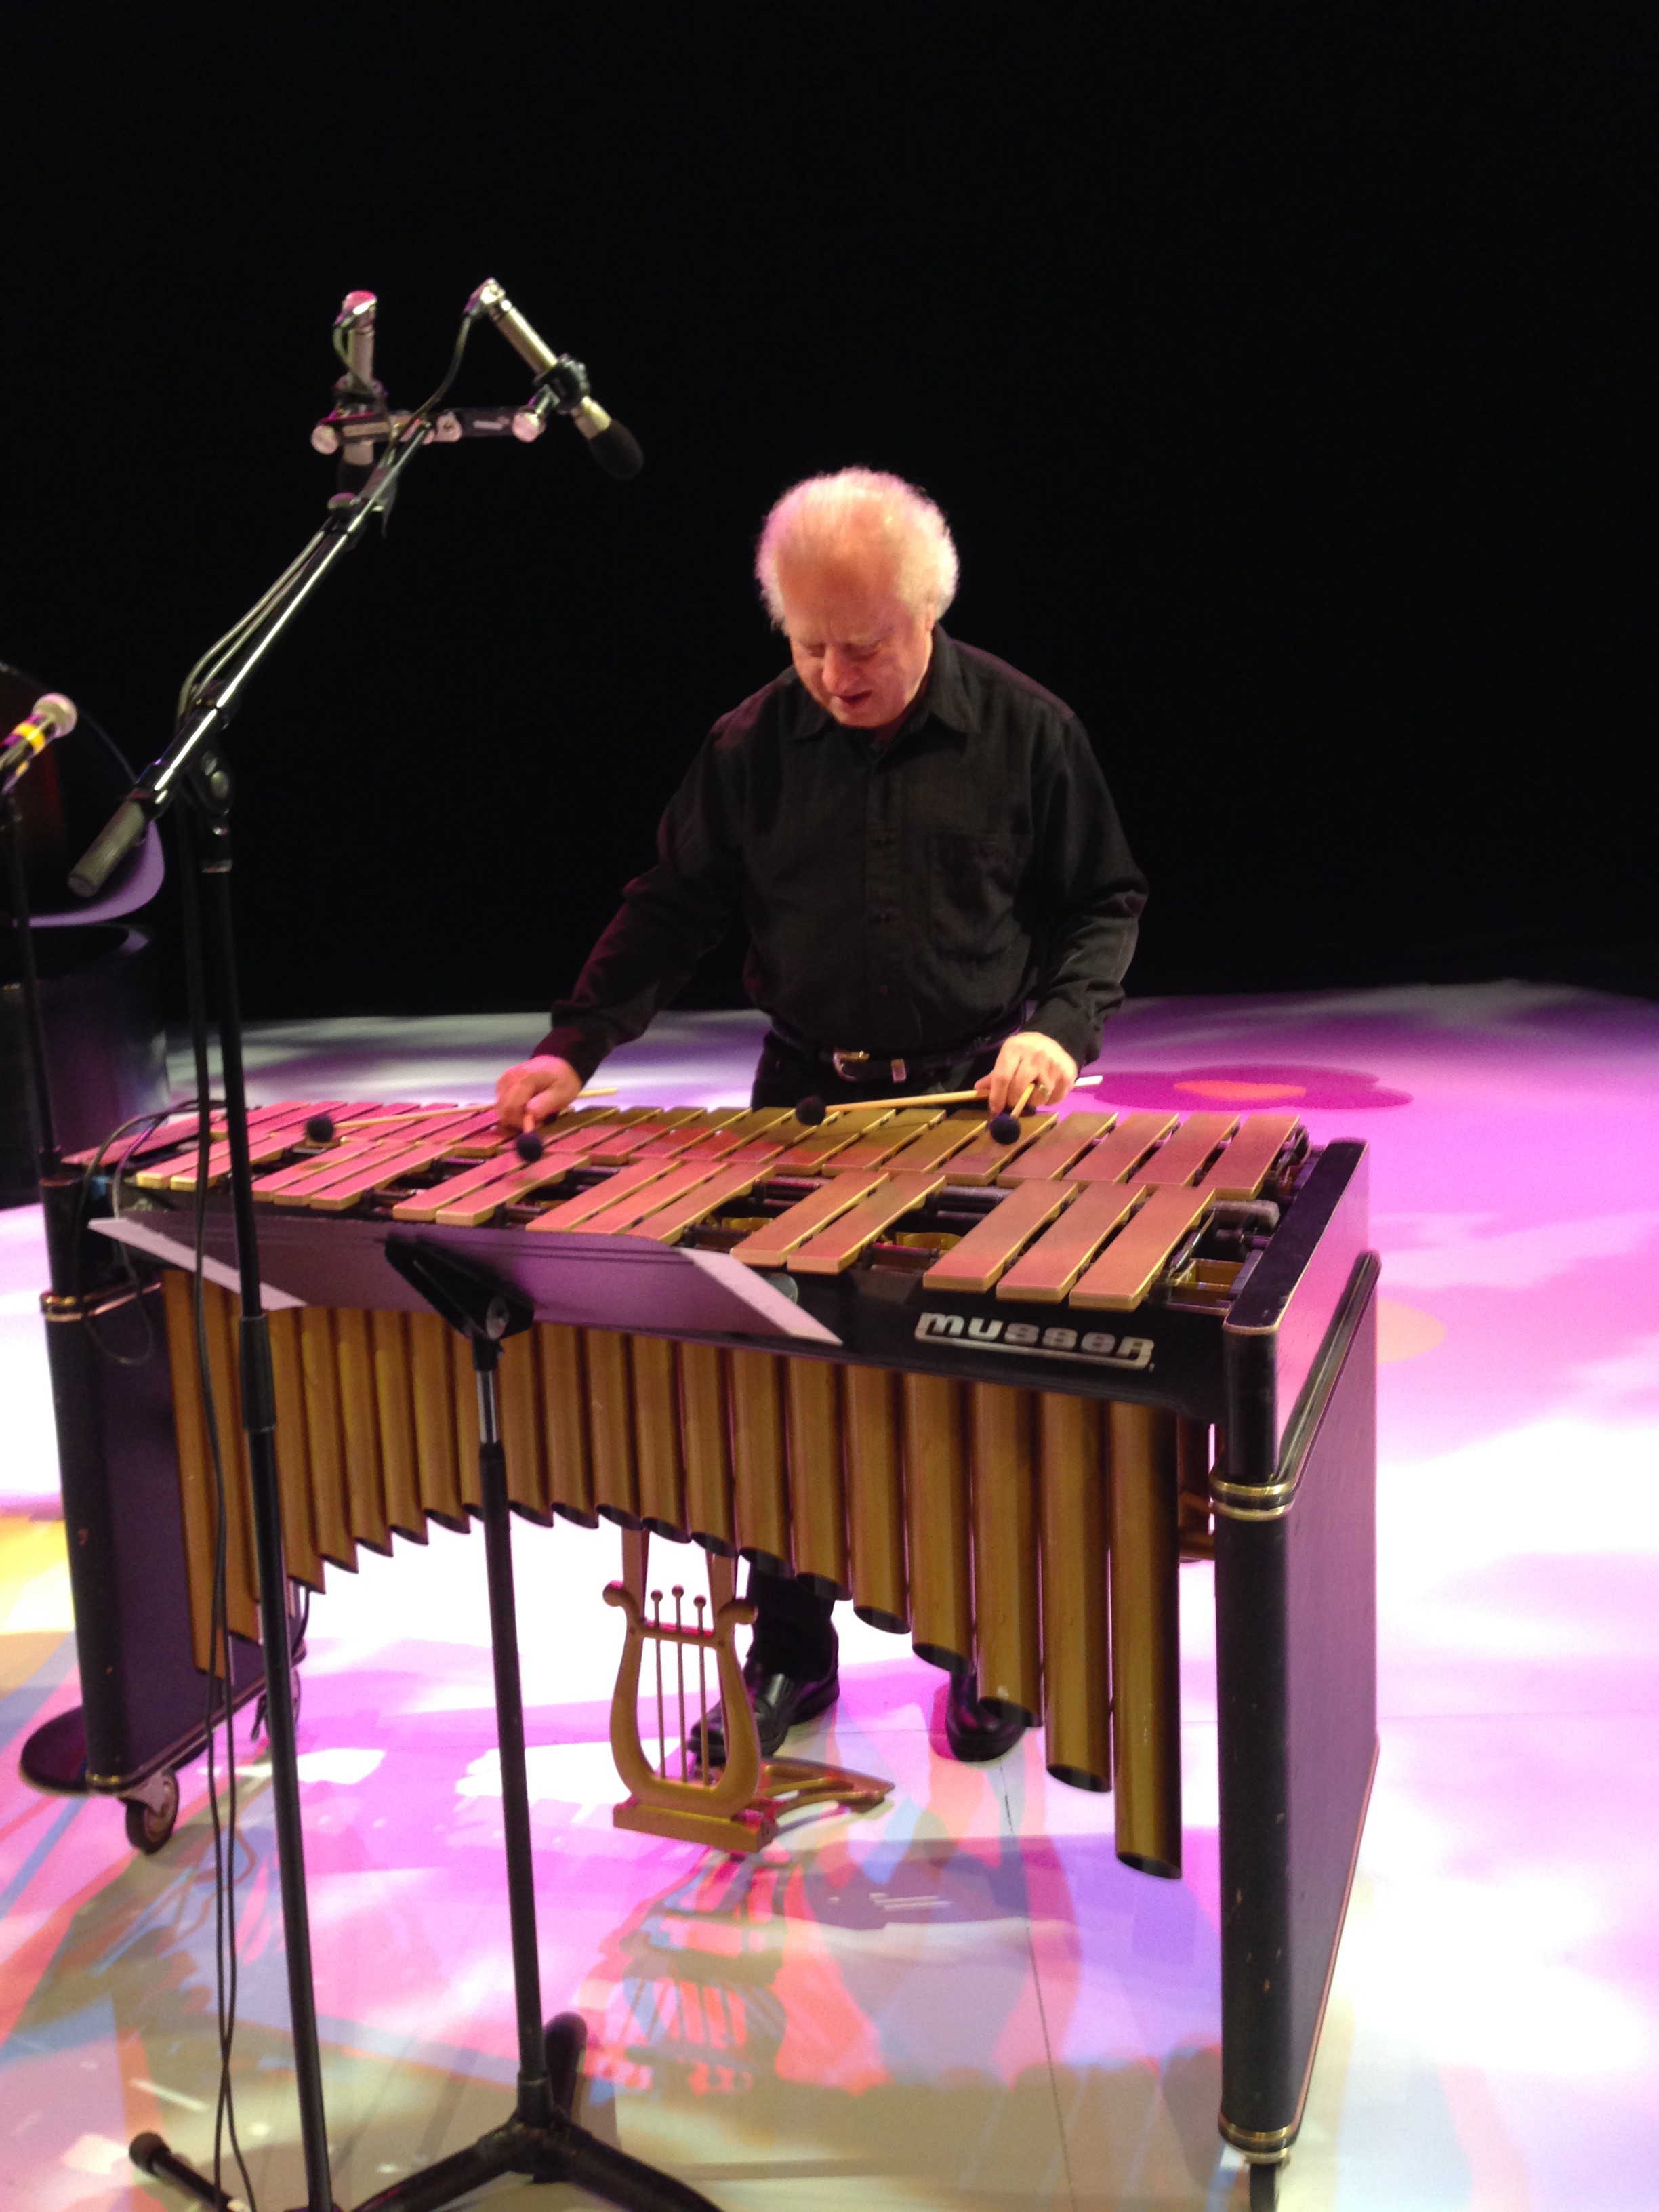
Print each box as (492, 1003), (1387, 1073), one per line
(69, 421), (432, 899)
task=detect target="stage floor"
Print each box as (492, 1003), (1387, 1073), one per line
(3, 985), (1656, 2210)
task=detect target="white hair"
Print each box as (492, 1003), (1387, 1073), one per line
(756, 467), (959, 623)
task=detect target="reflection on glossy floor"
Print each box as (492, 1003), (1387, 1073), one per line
(3, 985), (1657, 2209)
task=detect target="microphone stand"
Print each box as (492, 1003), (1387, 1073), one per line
(74, 401), (708, 2212)
(70, 434), (436, 2212)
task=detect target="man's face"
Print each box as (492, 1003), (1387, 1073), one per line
(775, 539), (935, 730)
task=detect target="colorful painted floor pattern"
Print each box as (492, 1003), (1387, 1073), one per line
(1, 983), (1656, 2209)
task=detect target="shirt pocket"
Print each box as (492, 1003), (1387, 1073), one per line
(929, 830), (1033, 960)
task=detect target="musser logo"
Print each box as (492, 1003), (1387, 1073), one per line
(914, 1312), (1153, 1371)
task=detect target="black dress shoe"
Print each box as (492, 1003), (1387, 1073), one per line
(944, 1669), (1028, 1764)
(693, 1654), (840, 1767)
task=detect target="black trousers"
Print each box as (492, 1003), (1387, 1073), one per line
(741, 1029), (999, 1677)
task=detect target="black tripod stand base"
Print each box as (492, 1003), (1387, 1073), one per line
(134, 2015), (720, 2212)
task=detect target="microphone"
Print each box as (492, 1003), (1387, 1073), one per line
(0, 693), (77, 798)
(331, 290), (384, 494)
(466, 279), (643, 479)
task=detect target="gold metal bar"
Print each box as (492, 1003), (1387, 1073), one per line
(306, 1118), (500, 1211)
(727, 1115), (811, 1162)
(621, 1524), (650, 1606)
(302, 1307), (357, 1572)
(408, 1144), (590, 1225)
(369, 1309), (420, 1549)
(73, 1107), (213, 1174)
(997, 1182), (1143, 1303)
(1132, 1110), (1237, 1187)
(584, 1328), (640, 1526)
(678, 1342), (736, 1553)
(784, 1357), (849, 1597)
(260, 1111), (484, 1208)
(88, 1104), (222, 1174)
(1108, 1401), (1182, 1877)
(901, 1372), (972, 1673)
(537, 1324), (598, 1525)
(706, 1548), (737, 1614)
(844, 1363), (907, 1633)
(820, 1108), (945, 1173)
(968, 1382), (1040, 1722)
(678, 1107), (792, 1159)
(409, 1308), (467, 1530)
(266, 1307), (324, 1593)
(588, 1107), (705, 1164)
(499, 1329), (552, 1522)
(331, 1304), (391, 1554)
(939, 1115), (1047, 1185)
(250, 1136), (386, 1201)
(1038, 1390), (1111, 1791)
(920, 1179), (1077, 1294)
(630, 1332), (687, 1537)
(164, 1103), (337, 1189)
(527, 1158), (676, 1232)
(1068, 1109), (1177, 1183)
(729, 1171), (889, 1267)
(1177, 1414), (1214, 1557)
(580, 1160), (725, 1235)
(1071, 1187), (1214, 1309)
(728, 1349), (792, 1572)
(199, 1281), (262, 1641)
(1193, 1110), (1303, 1197)
(634, 1108), (747, 1156)
(996, 1109), (1117, 1183)
(631, 1163), (769, 1244)
(874, 1112), (986, 1174)
(769, 1105), (897, 1173)
(818, 1086), (981, 1114)
(159, 1268), (224, 1671)
(787, 1171), (946, 1273)
(453, 1327), (482, 1512)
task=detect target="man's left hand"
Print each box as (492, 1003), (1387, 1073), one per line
(977, 1031), (1079, 1116)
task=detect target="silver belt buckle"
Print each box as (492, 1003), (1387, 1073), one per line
(832, 1050), (907, 1084)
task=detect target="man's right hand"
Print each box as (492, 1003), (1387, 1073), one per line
(495, 1054), (584, 1133)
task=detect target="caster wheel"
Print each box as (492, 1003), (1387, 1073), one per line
(123, 1771), (180, 1855)
(1249, 2158), (1282, 2209)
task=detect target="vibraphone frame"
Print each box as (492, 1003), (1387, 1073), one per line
(89, 1125), (1378, 2201)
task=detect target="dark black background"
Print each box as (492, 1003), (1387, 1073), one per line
(7, 5), (1654, 1025)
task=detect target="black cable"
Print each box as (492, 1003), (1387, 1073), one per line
(74, 1103), (173, 1361)
(178, 803), (258, 2212)
(111, 305), (483, 2203)
(400, 303), (483, 436)
(171, 301), (478, 745)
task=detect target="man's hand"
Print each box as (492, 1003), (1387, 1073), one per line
(496, 1054), (585, 1133)
(977, 1031), (1079, 1116)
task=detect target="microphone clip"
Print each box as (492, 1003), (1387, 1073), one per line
(510, 357), (590, 443)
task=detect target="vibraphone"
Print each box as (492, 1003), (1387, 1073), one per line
(49, 1090), (1377, 2200)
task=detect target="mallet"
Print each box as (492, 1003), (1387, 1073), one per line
(305, 1086), (619, 1155)
(796, 1080), (1039, 1147)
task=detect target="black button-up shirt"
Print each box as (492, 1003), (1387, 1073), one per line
(538, 628), (1147, 1079)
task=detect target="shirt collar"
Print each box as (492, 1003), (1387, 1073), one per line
(781, 626), (970, 745)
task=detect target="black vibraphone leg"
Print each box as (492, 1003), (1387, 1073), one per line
(1215, 1253), (1380, 2178)
(1248, 2156), (1285, 2207)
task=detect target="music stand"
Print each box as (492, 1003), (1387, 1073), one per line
(133, 1235), (721, 2212)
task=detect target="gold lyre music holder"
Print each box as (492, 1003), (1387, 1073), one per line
(607, 1531), (893, 1853)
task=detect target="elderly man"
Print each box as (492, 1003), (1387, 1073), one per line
(498, 468), (1146, 1764)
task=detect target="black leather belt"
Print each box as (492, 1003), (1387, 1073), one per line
(768, 1019), (1012, 1090)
